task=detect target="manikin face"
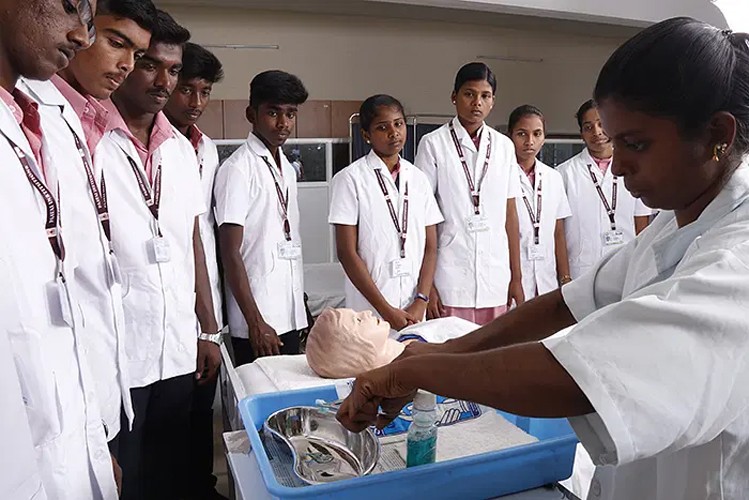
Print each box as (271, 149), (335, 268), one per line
(305, 309), (404, 379)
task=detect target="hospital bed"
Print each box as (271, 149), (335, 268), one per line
(218, 319), (589, 499)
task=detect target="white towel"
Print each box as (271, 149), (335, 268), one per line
(395, 411), (539, 463)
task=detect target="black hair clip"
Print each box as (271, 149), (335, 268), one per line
(722, 28), (733, 37)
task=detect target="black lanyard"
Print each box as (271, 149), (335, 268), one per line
(449, 121), (492, 215)
(520, 171), (543, 245)
(586, 164), (617, 231)
(261, 156), (291, 241)
(4, 133), (65, 262)
(373, 167), (409, 259)
(65, 122), (111, 244)
(119, 146), (163, 236)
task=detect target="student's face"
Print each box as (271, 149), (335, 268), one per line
(0, 0), (96, 81)
(60, 15), (151, 100)
(362, 106), (406, 158)
(580, 107), (613, 157)
(247, 103), (297, 148)
(164, 77), (214, 130)
(452, 79), (495, 127)
(114, 42), (182, 115)
(599, 97), (727, 211)
(510, 115), (545, 164)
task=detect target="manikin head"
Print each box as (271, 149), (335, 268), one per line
(306, 309), (405, 379)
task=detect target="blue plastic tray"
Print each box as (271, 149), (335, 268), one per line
(239, 386), (578, 500)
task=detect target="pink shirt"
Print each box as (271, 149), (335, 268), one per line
(104, 99), (174, 181)
(593, 155), (612, 175)
(186, 124), (203, 154)
(0, 86), (46, 178)
(390, 160), (401, 183)
(51, 75), (112, 154)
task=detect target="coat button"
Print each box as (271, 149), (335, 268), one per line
(590, 478), (602, 497)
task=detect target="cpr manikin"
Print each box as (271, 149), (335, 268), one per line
(306, 308), (406, 379)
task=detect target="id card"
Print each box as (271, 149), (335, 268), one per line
(47, 274), (74, 327)
(149, 236), (171, 263)
(390, 258), (411, 278)
(527, 244), (545, 261)
(106, 253), (123, 286)
(277, 241), (302, 260)
(603, 230), (625, 247)
(466, 214), (489, 233)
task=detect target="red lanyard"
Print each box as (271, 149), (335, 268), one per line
(261, 156), (291, 241)
(449, 121), (492, 215)
(520, 171), (543, 245)
(119, 146), (163, 236)
(65, 122), (111, 244)
(374, 167), (409, 259)
(4, 134), (65, 262)
(586, 164), (617, 230)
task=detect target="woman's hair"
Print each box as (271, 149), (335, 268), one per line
(508, 104), (546, 134)
(594, 17), (749, 154)
(359, 94), (406, 131)
(453, 62), (497, 94)
(575, 99), (596, 131)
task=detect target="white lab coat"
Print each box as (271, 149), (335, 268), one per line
(213, 132), (307, 338)
(96, 118), (205, 389)
(543, 161), (749, 500)
(328, 151), (444, 315)
(0, 94), (116, 498)
(18, 78), (133, 439)
(515, 161), (572, 299)
(557, 148), (652, 279)
(194, 132), (223, 324)
(415, 117), (521, 308)
(0, 264), (46, 500)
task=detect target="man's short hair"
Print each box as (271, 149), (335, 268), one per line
(249, 70), (308, 109)
(180, 43), (224, 83)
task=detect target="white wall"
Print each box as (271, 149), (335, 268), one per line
(167, 5), (628, 134)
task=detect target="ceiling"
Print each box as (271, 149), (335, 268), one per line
(155, 0), (643, 39)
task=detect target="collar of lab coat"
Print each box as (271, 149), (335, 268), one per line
(19, 78), (89, 153)
(0, 90), (41, 174)
(365, 149), (410, 194)
(450, 116), (485, 153)
(518, 158), (546, 193)
(580, 147), (613, 180)
(650, 160), (749, 277)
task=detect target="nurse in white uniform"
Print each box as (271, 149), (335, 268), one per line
(339, 17), (749, 500)
(557, 99), (653, 279)
(415, 62), (523, 325)
(507, 105), (572, 299)
(330, 95), (443, 330)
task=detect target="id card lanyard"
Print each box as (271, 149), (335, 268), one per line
(261, 156), (292, 242)
(449, 121), (492, 215)
(3, 133), (66, 266)
(373, 167), (409, 259)
(119, 145), (163, 237)
(520, 171), (543, 245)
(64, 122), (112, 247)
(586, 164), (617, 231)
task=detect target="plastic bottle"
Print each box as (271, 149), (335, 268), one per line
(406, 391), (438, 467)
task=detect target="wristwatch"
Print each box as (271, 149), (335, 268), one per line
(198, 326), (226, 346)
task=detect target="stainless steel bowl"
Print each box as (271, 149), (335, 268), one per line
(263, 406), (381, 484)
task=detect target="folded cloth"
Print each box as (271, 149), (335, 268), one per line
(395, 411), (539, 463)
(392, 317), (479, 343)
(236, 355), (352, 396)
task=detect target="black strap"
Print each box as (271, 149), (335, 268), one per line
(261, 156), (292, 241)
(373, 167), (409, 258)
(449, 121), (492, 215)
(520, 171), (543, 245)
(586, 164), (617, 231)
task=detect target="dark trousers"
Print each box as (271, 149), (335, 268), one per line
(231, 330), (301, 366)
(184, 376), (220, 498)
(113, 373), (194, 500)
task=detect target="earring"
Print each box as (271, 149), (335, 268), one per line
(713, 143), (728, 162)
(366, 140), (371, 144)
